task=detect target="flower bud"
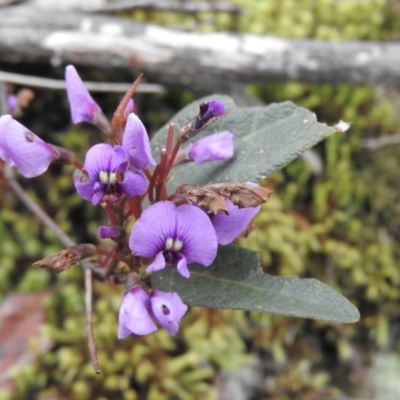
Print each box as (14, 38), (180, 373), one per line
(178, 100), (225, 143)
(98, 225), (126, 241)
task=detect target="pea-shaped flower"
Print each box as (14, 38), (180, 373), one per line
(130, 201), (218, 278)
(118, 286), (188, 338)
(75, 143), (147, 205)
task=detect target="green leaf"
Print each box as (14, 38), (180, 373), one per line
(151, 245), (360, 323)
(151, 95), (336, 186)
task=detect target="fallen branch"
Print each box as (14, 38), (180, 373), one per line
(88, 0), (242, 14)
(1, 5), (400, 92)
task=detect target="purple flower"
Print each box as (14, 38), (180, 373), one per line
(122, 113), (156, 170)
(195, 100), (225, 130)
(74, 143), (147, 205)
(130, 201), (218, 278)
(65, 65), (111, 132)
(0, 115), (59, 178)
(118, 286), (188, 338)
(118, 286), (157, 338)
(211, 200), (260, 245)
(149, 290), (188, 336)
(98, 225), (125, 241)
(188, 131), (234, 164)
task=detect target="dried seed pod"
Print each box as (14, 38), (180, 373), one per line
(204, 182), (273, 208)
(176, 184), (229, 215)
(33, 244), (97, 273)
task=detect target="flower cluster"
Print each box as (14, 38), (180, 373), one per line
(0, 65), (269, 339)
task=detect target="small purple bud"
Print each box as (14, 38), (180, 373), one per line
(178, 100), (225, 143)
(188, 131), (234, 164)
(98, 225), (126, 241)
(65, 65), (111, 133)
(201, 100), (225, 118)
(195, 100), (225, 130)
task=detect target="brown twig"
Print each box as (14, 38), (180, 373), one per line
(0, 70), (164, 93)
(85, 268), (100, 374)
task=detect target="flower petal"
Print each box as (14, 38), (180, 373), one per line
(65, 65), (101, 124)
(0, 115), (58, 178)
(211, 200), (260, 245)
(110, 145), (128, 173)
(119, 169), (147, 198)
(91, 181), (105, 205)
(204, 100), (225, 117)
(176, 253), (190, 278)
(118, 286), (157, 338)
(74, 170), (93, 202)
(122, 113), (156, 169)
(188, 131), (234, 164)
(175, 204), (218, 266)
(124, 98), (135, 118)
(82, 143), (113, 179)
(150, 290), (188, 336)
(146, 251), (166, 274)
(130, 201), (177, 258)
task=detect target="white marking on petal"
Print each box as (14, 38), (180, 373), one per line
(99, 171), (109, 184)
(172, 239), (183, 252)
(165, 237), (174, 251)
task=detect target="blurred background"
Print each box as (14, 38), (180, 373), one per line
(1, 0), (400, 399)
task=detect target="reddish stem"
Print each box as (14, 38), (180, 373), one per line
(73, 160), (85, 172)
(167, 141), (181, 173)
(126, 197), (142, 220)
(147, 164), (160, 203)
(167, 193), (177, 202)
(96, 248), (132, 266)
(143, 168), (152, 181)
(104, 204), (120, 226)
(155, 148), (168, 201)
(166, 123), (175, 158)
(161, 185), (168, 201)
